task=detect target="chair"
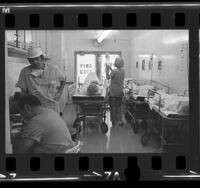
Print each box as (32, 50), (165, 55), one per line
(64, 140), (82, 153)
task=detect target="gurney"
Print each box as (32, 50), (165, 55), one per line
(124, 82), (155, 134)
(141, 89), (189, 152)
(72, 89), (109, 134)
(72, 72), (109, 135)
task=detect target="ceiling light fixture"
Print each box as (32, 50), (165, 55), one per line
(96, 30), (112, 43)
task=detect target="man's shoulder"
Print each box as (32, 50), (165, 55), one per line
(32, 109), (60, 121)
(20, 65), (32, 73)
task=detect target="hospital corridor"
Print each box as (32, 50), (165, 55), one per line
(6, 30), (190, 154)
(62, 102), (160, 153)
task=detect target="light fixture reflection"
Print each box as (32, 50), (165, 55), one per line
(163, 35), (188, 44)
(97, 30), (112, 43)
(138, 54), (157, 58)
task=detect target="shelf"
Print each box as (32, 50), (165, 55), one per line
(7, 45), (51, 61)
(8, 45), (28, 59)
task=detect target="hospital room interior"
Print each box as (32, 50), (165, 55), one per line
(6, 30), (190, 153)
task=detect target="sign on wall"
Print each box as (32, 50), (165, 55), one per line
(77, 54), (96, 84)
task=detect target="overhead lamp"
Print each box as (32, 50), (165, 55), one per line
(162, 55), (176, 59)
(138, 54), (157, 58)
(163, 35), (188, 44)
(96, 30), (112, 43)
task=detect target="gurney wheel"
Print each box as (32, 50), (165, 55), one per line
(125, 111), (132, 123)
(132, 121), (139, 134)
(100, 122), (108, 134)
(141, 132), (151, 146)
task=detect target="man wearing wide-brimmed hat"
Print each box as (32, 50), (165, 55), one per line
(16, 46), (66, 114)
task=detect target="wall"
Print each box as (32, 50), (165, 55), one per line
(8, 30), (132, 84)
(7, 30), (189, 95)
(5, 38), (12, 153)
(7, 57), (28, 97)
(130, 30), (189, 93)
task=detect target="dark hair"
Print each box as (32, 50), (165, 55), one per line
(18, 94), (42, 110)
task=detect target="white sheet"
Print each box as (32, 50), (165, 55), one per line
(132, 84), (154, 97)
(147, 94), (189, 115)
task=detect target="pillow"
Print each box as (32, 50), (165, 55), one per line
(163, 96), (179, 111)
(138, 85), (154, 90)
(165, 102), (180, 111)
(176, 101), (189, 115)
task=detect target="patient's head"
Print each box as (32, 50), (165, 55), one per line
(87, 82), (99, 95)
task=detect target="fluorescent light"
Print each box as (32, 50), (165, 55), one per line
(163, 35), (188, 44)
(138, 54), (149, 58)
(162, 55), (176, 59)
(97, 30), (112, 43)
(138, 54), (157, 58)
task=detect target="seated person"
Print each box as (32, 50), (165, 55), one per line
(12, 94), (75, 153)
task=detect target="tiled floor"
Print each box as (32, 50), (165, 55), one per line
(62, 102), (161, 153)
(79, 122), (160, 153)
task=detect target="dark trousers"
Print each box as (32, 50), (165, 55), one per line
(109, 96), (122, 124)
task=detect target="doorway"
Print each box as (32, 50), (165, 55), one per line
(75, 51), (121, 85)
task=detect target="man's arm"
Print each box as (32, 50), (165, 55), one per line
(16, 69), (28, 95)
(56, 67), (66, 97)
(58, 81), (65, 95)
(54, 81), (65, 101)
(13, 138), (36, 154)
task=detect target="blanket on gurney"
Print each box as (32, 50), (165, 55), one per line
(147, 92), (189, 117)
(72, 87), (107, 101)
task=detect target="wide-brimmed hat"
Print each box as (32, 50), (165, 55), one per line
(27, 47), (43, 59)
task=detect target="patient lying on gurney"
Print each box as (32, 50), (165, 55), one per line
(151, 90), (189, 115)
(78, 72), (105, 95)
(124, 81), (155, 98)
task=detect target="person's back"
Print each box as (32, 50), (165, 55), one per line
(110, 68), (125, 97)
(106, 56), (125, 127)
(21, 108), (74, 153)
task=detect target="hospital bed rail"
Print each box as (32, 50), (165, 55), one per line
(142, 89), (189, 152)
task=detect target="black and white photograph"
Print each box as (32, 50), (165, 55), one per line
(5, 30), (189, 154)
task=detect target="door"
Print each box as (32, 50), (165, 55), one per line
(76, 52), (96, 86)
(75, 51), (121, 86)
(99, 52), (121, 85)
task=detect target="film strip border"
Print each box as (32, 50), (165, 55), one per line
(1, 155), (195, 181)
(1, 9), (200, 28)
(0, 4), (199, 181)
